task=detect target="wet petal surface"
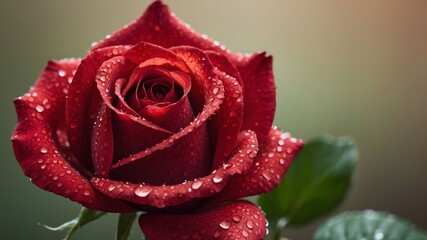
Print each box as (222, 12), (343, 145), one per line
(139, 200), (267, 240)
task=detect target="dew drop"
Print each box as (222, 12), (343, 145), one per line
(40, 164), (46, 169)
(58, 70), (66, 77)
(279, 158), (285, 165)
(40, 148), (48, 154)
(83, 190), (91, 196)
(242, 230), (249, 238)
(57, 182), (62, 187)
(212, 87), (220, 95)
(108, 184), (116, 192)
(36, 105), (44, 113)
(246, 220), (254, 229)
(191, 181), (203, 190)
(134, 185), (152, 197)
(53, 175), (59, 181)
(213, 174), (223, 183)
(268, 152), (274, 158)
(262, 171), (272, 181)
(232, 215), (241, 223)
(278, 139), (285, 146)
(219, 220), (231, 229)
(276, 146), (283, 152)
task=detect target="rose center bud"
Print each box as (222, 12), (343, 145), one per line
(110, 64), (211, 187)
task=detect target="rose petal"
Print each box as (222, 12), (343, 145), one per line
(91, 131), (257, 208)
(109, 107), (208, 186)
(138, 201), (266, 240)
(205, 51), (243, 87)
(124, 41), (189, 72)
(66, 46), (132, 171)
(238, 52), (276, 144)
(91, 104), (113, 178)
(95, 56), (171, 133)
(112, 47), (225, 169)
(209, 127), (304, 203)
(12, 60), (134, 212)
(91, 1), (229, 54)
(209, 68), (244, 169)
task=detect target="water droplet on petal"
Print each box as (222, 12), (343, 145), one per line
(232, 215), (241, 223)
(40, 148), (48, 153)
(83, 190), (91, 196)
(212, 87), (219, 95)
(191, 181), (203, 190)
(213, 174), (223, 183)
(246, 220), (254, 229)
(219, 220), (231, 229)
(108, 184), (116, 192)
(262, 171), (272, 181)
(58, 70), (66, 77)
(268, 152), (274, 158)
(36, 105), (44, 112)
(279, 158), (285, 165)
(134, 185), (152, 197)
(242, 230), (249, 238)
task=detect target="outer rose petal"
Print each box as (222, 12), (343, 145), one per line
(139, 201), (266, 240)
(91, 1), (228, 53)
(12, 60), (134, 212)
(66, 45), (132, 171)
(237, 53), (276, 143)
(91, 131), (257, 208)
(210, 127), (304, 203)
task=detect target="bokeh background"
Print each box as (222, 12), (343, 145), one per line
(1, 0), (426, 239)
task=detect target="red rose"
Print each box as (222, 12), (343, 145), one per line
(12, 1), (303, 239)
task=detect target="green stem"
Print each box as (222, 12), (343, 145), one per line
(269, 218), (289, 240)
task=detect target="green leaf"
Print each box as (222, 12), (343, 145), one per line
(312, 210), (427, 240)
(40, 207), (107, 240)
(116, 212), (137, 240)
(259, 135), (358, 225)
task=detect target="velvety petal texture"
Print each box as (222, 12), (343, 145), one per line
(139, 201), (267, 240)
(12, 60), (134, 212)
(12, 1), (304, 239)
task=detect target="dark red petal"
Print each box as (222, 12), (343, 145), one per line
(95, 55), (171, 133)
(91, 104), (113, 178)
(139, 201), (266, 240)
(205, 51), (243, 87)
(66, 46), (132, 171)
(237, 53), (276, 144)
(111, 121), (210, 186)
(112, 47), (225, 169)
(124, 41), (189, 72)
(209, 68), (244, 169)
(12, 60), (133, 212)
(91, 131), (257, 208)
(91, 1), (230, 53)
(209, 127), (304, 203)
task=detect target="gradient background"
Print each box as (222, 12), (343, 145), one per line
(1, 1), (426, 239)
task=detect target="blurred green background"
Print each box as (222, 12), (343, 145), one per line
(1, 0), (426, 239)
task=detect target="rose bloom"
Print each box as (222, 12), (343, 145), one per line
(12, 1), (303, 239)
